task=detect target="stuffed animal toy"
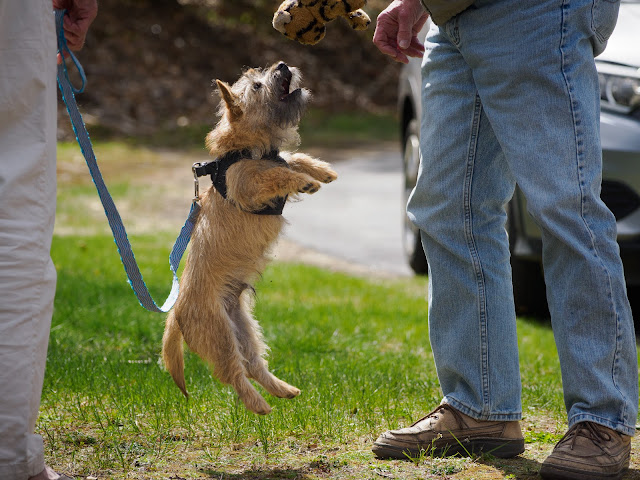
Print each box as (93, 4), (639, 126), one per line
(273, 0), (371, 45)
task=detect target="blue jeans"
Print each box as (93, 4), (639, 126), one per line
(408, 0), (638, 436)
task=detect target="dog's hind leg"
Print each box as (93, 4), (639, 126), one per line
(178, 300), (273, 415)
(229, 291), (301, 400)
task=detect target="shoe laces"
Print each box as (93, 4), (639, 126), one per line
(558, 422), (613, 451)
(411, 403), (466, 430)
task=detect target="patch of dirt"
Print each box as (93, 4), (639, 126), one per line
(57, 0), (400, 140)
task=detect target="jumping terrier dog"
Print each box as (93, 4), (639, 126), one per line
(162, 62), (337, 415)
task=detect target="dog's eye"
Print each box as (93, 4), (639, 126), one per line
(253, 82), (262, 91)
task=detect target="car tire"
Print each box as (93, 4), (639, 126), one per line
(402, 118), (428, 275)
(507, 202), (550, 318)
(626, 285), (639, 328)
(511, 257), (549, 318)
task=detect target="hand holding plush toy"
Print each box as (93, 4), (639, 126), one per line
(273, 0), (371, 45)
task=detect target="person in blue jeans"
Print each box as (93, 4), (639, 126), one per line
(371, 0), (637, 478)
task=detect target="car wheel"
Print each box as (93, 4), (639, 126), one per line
(402, 118), (428, 275)
(507, 202), (550, 318)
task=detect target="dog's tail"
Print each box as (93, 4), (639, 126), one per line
(162, 310), (189, 398)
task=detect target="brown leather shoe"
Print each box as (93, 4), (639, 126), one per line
(372, 403), (525, 459)
(540, 422), (631, 480)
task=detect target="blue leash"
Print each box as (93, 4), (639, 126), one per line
(55, 9), (200, 313)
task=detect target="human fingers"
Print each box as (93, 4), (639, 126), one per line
(61, 0), (97, 51)
(395, 10), (414, 49)
(62, 20), (85, 50)
(374, 6), (409, 62)
(373, 5), (397, 50)
(403, 45), (424, 58)
(396, 0), (429, 49)
(373, 27), (410, 63)
(52, 0), (72, 10)
(403, 36), (425, 57)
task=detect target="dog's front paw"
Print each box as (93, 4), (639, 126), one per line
(321, 169), (338, 184)
(299, 180), (321, 194)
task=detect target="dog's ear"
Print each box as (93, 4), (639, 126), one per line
(216, 80), (243, 122)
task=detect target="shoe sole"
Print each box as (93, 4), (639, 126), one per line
(539, 463), (627, 480)
(372, 437), (525, 460)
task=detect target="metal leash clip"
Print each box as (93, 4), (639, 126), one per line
(192, 162), (203, 204)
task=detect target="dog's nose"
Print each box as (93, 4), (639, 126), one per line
(276, 62), (289, 74)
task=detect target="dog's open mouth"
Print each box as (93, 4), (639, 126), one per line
(279, 74), (301, 101)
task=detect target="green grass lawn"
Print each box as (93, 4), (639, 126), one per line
(46, 137), (639, 479)
(43, 232), (576, 480)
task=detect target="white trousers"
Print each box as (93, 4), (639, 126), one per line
(0, 1), (57, 479)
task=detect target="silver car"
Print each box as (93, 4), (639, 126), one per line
(399, 0), (640, 316)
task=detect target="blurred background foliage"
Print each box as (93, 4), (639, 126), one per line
(59, 0), (399, 143)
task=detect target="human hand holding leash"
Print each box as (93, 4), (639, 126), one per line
(373, 0), (429, 64)
(52, 0), (97, 64)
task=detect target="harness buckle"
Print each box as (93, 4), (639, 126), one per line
(192, 162), (203, 204)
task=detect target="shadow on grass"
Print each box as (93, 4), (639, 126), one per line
(481, 456), (640, 480)
(199, 468), (312, 479)
(479, 455), (542, 479)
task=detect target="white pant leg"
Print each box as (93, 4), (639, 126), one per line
(0, 1), (57, 479)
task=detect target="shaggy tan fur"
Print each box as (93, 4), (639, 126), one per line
(162, 62), (337, 415)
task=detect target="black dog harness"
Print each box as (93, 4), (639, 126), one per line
(192, 149), (288, 215)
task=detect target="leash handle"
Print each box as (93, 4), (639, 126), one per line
(55, 9), (199, 313)
(55, 10), (86, 94)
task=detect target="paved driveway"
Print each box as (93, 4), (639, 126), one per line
(279, 143), (413, 278)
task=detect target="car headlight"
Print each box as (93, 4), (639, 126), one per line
(597, 62), (640, 113)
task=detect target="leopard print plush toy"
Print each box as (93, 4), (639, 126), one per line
(273, 0), (370, 45)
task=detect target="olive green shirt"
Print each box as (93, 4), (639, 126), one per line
(420, 0), (475, 25)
